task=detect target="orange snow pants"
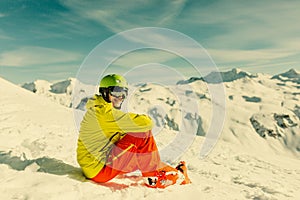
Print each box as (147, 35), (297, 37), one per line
(91, 130), (161, 183)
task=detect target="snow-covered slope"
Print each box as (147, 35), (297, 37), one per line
(0, 77), (77, 162)
(1, 68), (300, 199)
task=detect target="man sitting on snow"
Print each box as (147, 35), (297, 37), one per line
(76, 74), (191, 188)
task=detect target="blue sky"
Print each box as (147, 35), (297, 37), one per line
(0, 0), (300, 84)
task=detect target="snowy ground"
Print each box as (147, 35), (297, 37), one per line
(1, 69), (300, 200)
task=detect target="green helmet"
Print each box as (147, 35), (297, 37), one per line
(100, 74), (128, 89)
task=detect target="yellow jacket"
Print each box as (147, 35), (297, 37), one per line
(77, 95), (153, 178)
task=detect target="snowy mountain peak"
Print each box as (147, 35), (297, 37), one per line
(21, 78), (95, 108)
(177, 68), (256, 84)
(21, 79), (51, 94)
(273, 68), (300, 78)
(50, 79), (72, 94)
(272, 68), (300, 84)
(204, 68), (256, 83)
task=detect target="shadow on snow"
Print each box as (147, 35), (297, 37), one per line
(0, 151), (86, 182)
(0, 151), (142, 191)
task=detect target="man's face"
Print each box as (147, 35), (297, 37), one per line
(108, 86), (128, 109)
(109, 94), (124, 109)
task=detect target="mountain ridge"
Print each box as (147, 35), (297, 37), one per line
(271, 68), (300, 84)
(177, 68), (296, 85)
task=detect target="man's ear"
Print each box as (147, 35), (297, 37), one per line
(99, 88), (111, 103)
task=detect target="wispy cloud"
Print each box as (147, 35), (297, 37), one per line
(0, 34), (13, 40)
(208, 48), (297, 64)
(108, 27), (212, 62)
(207, 48), (300, 75)
(168, 0), (300, 72)
(60, 0), (187, 33)
(109, 49), (177, 68)
(187, 1), (300, 50)
(0, 46), (82, 67)
(0, 28), (13, 40)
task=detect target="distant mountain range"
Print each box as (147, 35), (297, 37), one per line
(20, 68), (300, 110)
(177, 68), (258, 84)
(177, 68), (300, 84)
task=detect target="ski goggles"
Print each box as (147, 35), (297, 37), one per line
(108, 86), (128, 99)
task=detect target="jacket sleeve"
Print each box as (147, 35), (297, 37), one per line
(110, 109), (153, 133)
